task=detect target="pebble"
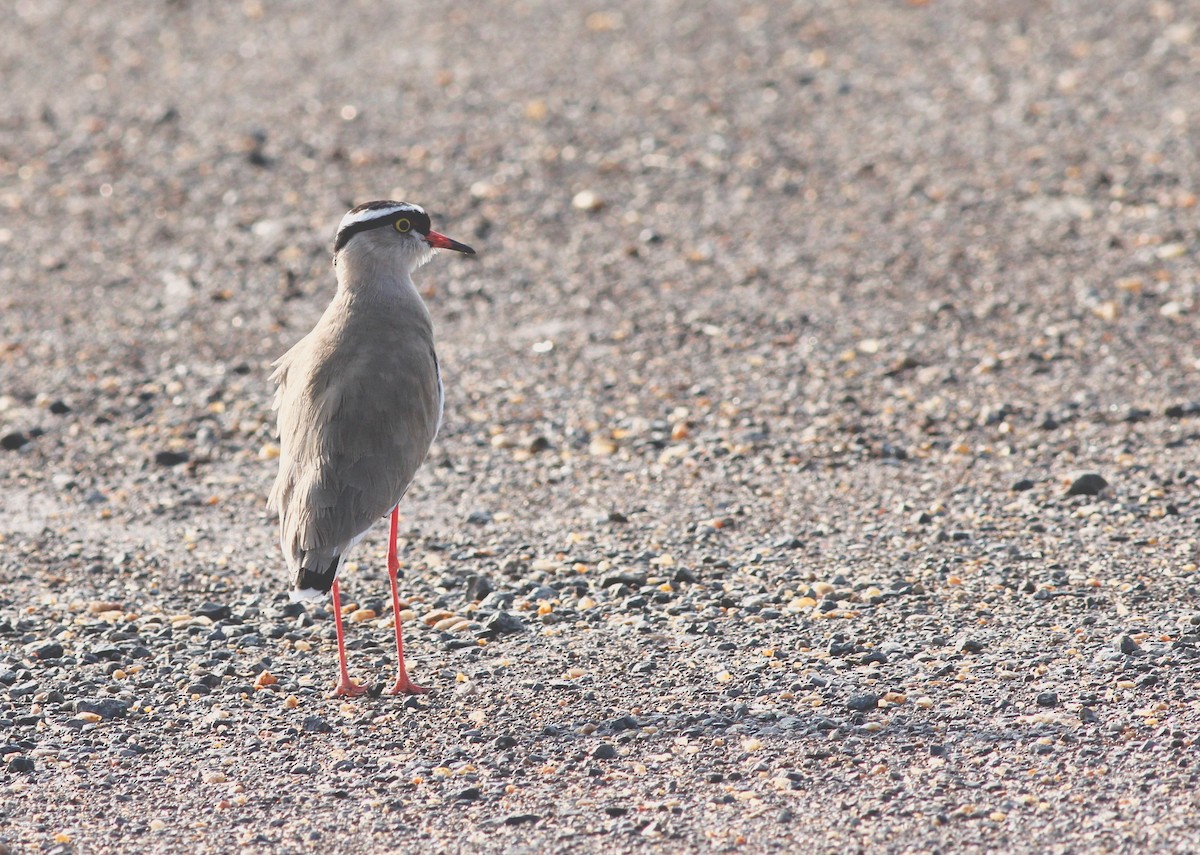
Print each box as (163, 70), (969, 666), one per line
(24, 641), (64, 660)
(605, 715), (639, 732)
(592, 743), (618, 760)
(847, 693), (880, 712)
(302, 716), (332, 734)
(1066, 472), (1108, 496)
(154, 450), (190, 467)
(478, 611), (526, 639)
(73, 699), (130, 719)
(571, 190), (604, 211)
(1113, 634), (1140, 655)
(955, 636), (985, 654)
(465, 574), (494, 602)
(6, 755), (34, 773)
(1011, 478), (1035, 492)
(194, 602), (232, 621)
(1036, 692), (1059, 707)
(0, 431), (29, 451)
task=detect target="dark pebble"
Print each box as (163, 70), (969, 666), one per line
(673, 567), (698, 584)
(1113, 634), (1140, 655)
(74, 698), (130, 719)
(847, 693), (879, 712)
(592, 743), (618, 760)
(466, 510), (492, 525)
(0, 432), (29, 451)
(602, 571), (646, 588)
(24, 641), (63, 660)
(456, 787), (482, 801)
(1011, 478), (1035, 492)
(48, 400), (71, 414)
(1036, 692), (1059, 707)
(195, 602), (232, 621)
(154, 450), (189, 466)
(603, 806), (628, 817)
(302, 716), (333, 734)
(1080, 707), (1100, 724)
(478, 611), (526, 639)
(1165, 402), (1200, 418)
(606, 715), (639, 732)
(955, 636), (984, 654)
(6, 755), (34, 773)
(465, 574), (494, 602)
(1067, 472), (1108, 496)
(493, 735), (518, 750)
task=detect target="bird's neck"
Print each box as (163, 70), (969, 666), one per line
(334, 243), (420, 303)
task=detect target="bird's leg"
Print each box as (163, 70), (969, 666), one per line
(330, 578), (367, 697)
(386, 507), (427, 695)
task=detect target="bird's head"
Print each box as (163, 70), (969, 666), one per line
(332, 200), (475, 274)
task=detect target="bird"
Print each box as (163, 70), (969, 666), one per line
(268, 201), (475, 697)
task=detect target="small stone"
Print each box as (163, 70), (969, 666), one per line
(74, 698), (130, 719)
(1, 432), (29, 451)
(592, 743), (618, 760)
(466, 510), (492, 525)
(1066, 472), (1108, 496)
(456, 787), (482, 801)
(154, 450), (189, 467)
(302, 716), (333, 734)
(478, 611), (526, 639)
(25, 640), (63, 660)
(955, 636), (984, 654)
(194, 602), (231, 621)
(605, 715), (639, 732)
(1080, 707), (1100, 724)
(572, 190), (603, 211)
(465, 574), (495, 602)
(847, 693), (880, 712)
(1036, 692), (1059, 707)
(48, 400), (71, 415)
(1165, 402), (1200, 419)
(6, 755), (34, 773)
(1113, 634), (1140, 655)
(1011, 478), (1035, 492)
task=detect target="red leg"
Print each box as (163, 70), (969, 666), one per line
(386, 507), (427, 695)
(330, 578), (367, 698)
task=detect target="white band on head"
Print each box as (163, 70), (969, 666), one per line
(338, 202), (425, 233)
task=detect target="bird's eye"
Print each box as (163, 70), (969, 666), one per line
(394, 218), (411, 233)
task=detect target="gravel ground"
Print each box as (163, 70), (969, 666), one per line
(3, 0), (1200, 852)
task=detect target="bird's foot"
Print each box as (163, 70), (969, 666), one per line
(330, 678), (369, 698)
(385, 675), (428, 696)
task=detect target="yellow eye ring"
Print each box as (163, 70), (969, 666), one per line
(394, 218), (411, 233)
